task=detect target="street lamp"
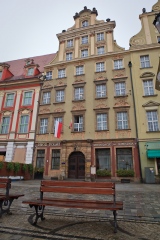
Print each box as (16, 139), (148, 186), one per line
(153, 13), (160, 33)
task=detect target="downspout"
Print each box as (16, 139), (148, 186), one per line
(128, 61), (143, 182)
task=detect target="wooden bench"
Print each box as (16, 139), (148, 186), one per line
(22, 180), (123, 233)
(0, 178), (24, 217)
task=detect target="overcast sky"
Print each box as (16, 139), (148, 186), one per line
(0, 0), (157, 62)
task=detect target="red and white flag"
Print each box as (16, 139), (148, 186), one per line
(70, 119), (72, 129)
(54, 121), (62, 138)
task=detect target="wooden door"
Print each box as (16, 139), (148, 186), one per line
(68, 152), (85, 179)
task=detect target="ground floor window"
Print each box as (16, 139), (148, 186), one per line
(51, 149), (60, 170)
(157, 158), (160, 173)
(116, 148), (133, 170)
(96, 148), (111, 170)
(36, 150), (45, 168)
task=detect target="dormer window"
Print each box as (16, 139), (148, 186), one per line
(67, 39), (73, 48)
(0, 71), (2, 79)
(27, 68), (34, 76)
(82, 20), (88, 27)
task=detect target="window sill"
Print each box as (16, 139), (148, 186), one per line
(72, 99), (85, 102)
(146, 131), (160, 133)
(115, 129), (131, 131)
(37, 133), (49, 135)
(140, 66), (153, 69)
(56, 77), (67, 80)
(114, 95), (128, 98)
(95, 130), (109, 132)
(112, 68), (125, 71)
(74, 74), (85, 77)
(95, 97), (108, 100)
(40, 103), (51, 106)
(71, 130), (85, 133)
(95, 71), (106, 73)
(53, 101), (65, 104)
(45, 79), (52, 81)
(142, 94), (158, 97)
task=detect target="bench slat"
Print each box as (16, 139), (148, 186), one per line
(41, 180), (115, 189)
(22, 199), (123, 210)
(0, 178), (11, 183)
(40, 186), (115, 195)
(0, 183), (11, 189)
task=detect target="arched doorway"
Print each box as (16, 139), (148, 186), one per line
(68, 151), (85, 179)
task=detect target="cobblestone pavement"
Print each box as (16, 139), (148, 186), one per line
(0, 180), (160, 239)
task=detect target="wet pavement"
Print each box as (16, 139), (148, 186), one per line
(0, 180), (160, 239)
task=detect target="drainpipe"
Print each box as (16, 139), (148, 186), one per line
(128, 61), (143, 182)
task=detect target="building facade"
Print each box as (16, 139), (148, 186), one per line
(35, 7), (140, 181)
(129, 0), (160, 181)
(0, 54), (55, 165)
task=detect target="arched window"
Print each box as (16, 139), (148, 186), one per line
(82, 20), (88, 27)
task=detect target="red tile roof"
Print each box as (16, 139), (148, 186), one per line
(2, 53), (56, 80)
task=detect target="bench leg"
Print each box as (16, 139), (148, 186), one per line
(0, 199), (13, 217)
(32, 205), (45, 225)
(113, 210), (117, 233)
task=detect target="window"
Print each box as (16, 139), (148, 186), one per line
(115, 82), (126, 96)
(56, 90), (64, 102)
(97, 113), (107, 130)
(67, 39), (73, 48)
(157, 36), (160, 43)
(117, 112), (128, 129)
(58, 69), (65, 78)
(23, 91), (32, 105)
(97, 46), (104, 55)
(0, 71), (2, 79)
(82, 20), (88, 27)
(96, 62), (105, 72)
(74, 87), (84, 100)
(81, 49), (88, 58)
(143, 80), (154, 96)
(66, 52), (72, 61)
(147, 111), (159, 131)
(140, 55), (150, 68)
(74, 115), (83, 132)
(81, 36), (88, 44)
(76, 65), (84, 75)
(116, 148), (133, 170)
(40, 118), (48, 134)
(114, 59), (123, 69)
(27, 68), (34, 76)
(6, 93), (14, 107)
(1, 117), (10, 134)
(42, 92), (51, 104)
(97, 33), (104, 41)
(19, 115), (29, 133)
(51, 149), (60, 169)
(96, 149), (110, 170)
(96, 84), (106, 98)
(54, 117), (62, 132)
(36, 150), (45, 168)
(46, 71), (52, 80)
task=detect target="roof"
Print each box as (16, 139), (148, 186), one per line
(3, 53), (56, 79)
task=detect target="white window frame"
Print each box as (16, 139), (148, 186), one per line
(117, 112), (128, 129)
(40, 118), (48, 134)
(19, 115), (29, 133)
(27, 68), (34, 76)
(46, 71), (52, 80)
(23, 91), (32, 106)
(146, 111), (159, 131)
(97, 46), (104, 55)
(58, 69), (65, 78)
(6, 93), (14, 107)
(97, 113), (107, 130)
(42, 92), (51, 104)
(143, 80), (154, 96)
(97, 32), (104, 41)
(81, 36), (88, 44)
(96, 62), (105, 72)
(74, 87), (84, 100)
(74, 115), (83, 132)
(140, 55), (150, 68)
(66, 52), (72, 61)
(82, 20), (88, 27)
(1, 117), (10, 134)
(67, 39), (73, 48)
(96, 84), (106, 98)
(81, 49), (88, 58)
(56, 90), (64, 102)
(115, 82), (126, 96)
(76, 65), (84, 75)
(114, 59), (123, 69)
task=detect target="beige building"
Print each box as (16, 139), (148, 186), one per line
(35, 7), (141, 181)
(129, 0), (160, 181)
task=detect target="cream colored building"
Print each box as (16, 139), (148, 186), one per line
(35, 7), (141, 181)
(129, 0), (160, 181)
